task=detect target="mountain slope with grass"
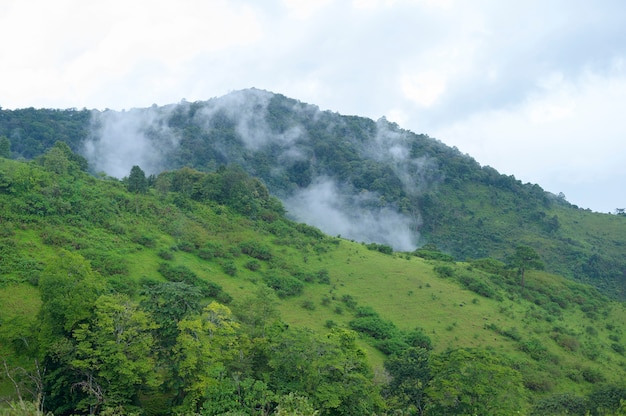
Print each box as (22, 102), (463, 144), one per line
(1, 150), (625, 415)
(1, 89), (625, 301)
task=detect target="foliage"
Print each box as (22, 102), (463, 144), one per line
(0, 149), (626, 414)
(126, 165), (148, 194)
(427, 348), (526, 415)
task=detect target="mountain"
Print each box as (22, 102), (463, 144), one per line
(1, 88), (625, 301)
(1, 150), (625, 415)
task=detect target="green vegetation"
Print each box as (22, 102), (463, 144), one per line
(1, 92), (626, 415)
(1, 93), (626, 301)
(0, 148), (625, 415)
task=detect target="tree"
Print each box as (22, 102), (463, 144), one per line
(427, 348), (526, 415)
(0, 135), (11, 158)
(38, 250), (105, 337)
(172, 302), (241, 413)
(71, 294), (160, 413)
(127, 165), (148, 194)
(384, 347), (431, 415)
(268, 327), (383, 415)
(510, 245), (544, 291)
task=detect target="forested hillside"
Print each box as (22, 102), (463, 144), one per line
(1, 148), (626, 415)
(1, 89), (624, 300)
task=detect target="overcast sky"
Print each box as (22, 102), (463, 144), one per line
(1, 0), (625, 213)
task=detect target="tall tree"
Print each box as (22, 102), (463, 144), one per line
(427, 348), (526, 415)
(384, 347), (431, 416)
(71, 294), (160, 413)
(0, 135), (10, 158)
(127, 165), (148, 194)
(510, 245), (544, 290)
(172, 302), (241, 413)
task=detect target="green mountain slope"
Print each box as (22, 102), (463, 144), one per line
(1, 151), (625, 415)
(1, 90), (624, 301)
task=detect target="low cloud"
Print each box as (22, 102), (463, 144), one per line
(283, 178), (419, 251)
(83, 106), (180, 178)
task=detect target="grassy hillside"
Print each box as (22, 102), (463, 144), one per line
(1, 150), (626, 415)
(1, 92), (625, 302)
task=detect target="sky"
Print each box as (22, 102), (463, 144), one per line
(1, 0), (625, 213)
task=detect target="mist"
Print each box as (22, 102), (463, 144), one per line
(83, 106), (180, 178)
(81, 89), (439, 251)
(283, 178), (418, 252)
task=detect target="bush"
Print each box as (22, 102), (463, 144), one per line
(365, 242), (393, 255)
(301, 300), (316, 310)
(434, 265), (455, 278)
(222, 260), (237, 276)
(263, 273), (304, 298)
(375, 337), (409, 355)
(157, 249), (174, 260)
(158, 262), (228, 299)
(340, 294), (357, 309)
(239, 240), (273, 261)
(404, 328), (433, 350)
(611, 343), (625, 355)
(198, 241), (226, 260)
(316, 269), (330, 284)
(519, 338), (548, 361)
(132, 234), (156, 248)
(588, 384), (626, 415)
(414, 248), (454, 262)
(244, 260), (261, 271)
(470, 257), (508, 275)
(349, 316), (397, 340)
(458, 273), (500, 299)
(355, 306), (379, 317)
(531, 393), (589, 416)
(524, 373), (555, 392)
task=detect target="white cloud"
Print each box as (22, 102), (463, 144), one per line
(401, 70), (447, 107)
(283, 0), (335, 19)
(1, 0), (626, 211)
(432, 69), (626, 211)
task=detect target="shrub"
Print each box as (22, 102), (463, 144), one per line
(341, 294), (357, 309)
(158, 262), (228, 299)
(375, 337), (409, 356)
(531, 393), (589, 416)
(582, 367), (605, 383)
(458, 273), (500, 299)
(470, 257), (508, 275)
(301, 300), (316, 310)
(434, 265), (455, 278)
(524, 373), (555, 392)
(239, 240), (272, 261)
(157, 249), (174, 260)
(222, 261), (237, 276)
(404, 328), (433, 350)
(316, 269), (330, 284)
(198, 241), (226, 259)
(244, 260), (261, 271)
(519, 338), (548, 361)
(588, 384), (626, 415)
(355, 306), (379, 318)
(132, 233), (156, 248)
(176, 240), (195, 252)
(349, 316), (397, 340)
(414, 248), (454, 262)
(263, 273), (304, 298)
(553, 334), (580, 352)
(611, 343), (625, 355)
